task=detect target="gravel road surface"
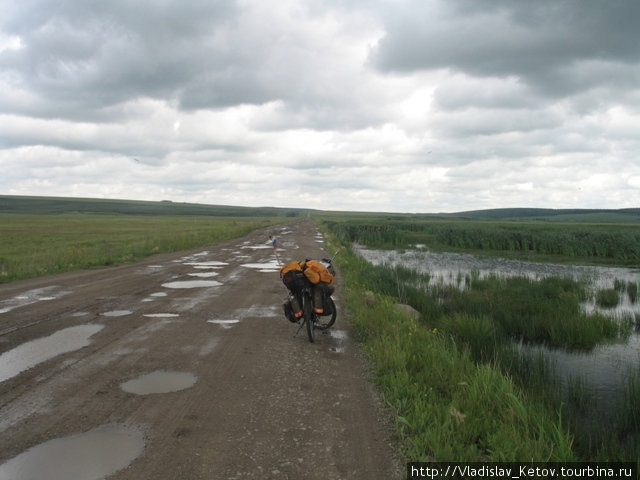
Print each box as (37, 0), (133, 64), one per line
(0, 220), (399, 479)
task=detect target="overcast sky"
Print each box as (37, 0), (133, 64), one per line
(1, 0), (639, 213)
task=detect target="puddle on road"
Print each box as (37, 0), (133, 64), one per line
(0, 286), (70, 314)
(143, 291), (168, 302)
(162, 280), (223, 289)
(188, 271), (219, 278)
(183, 260), (228, 268)
(242, 304), (280, 318)
(208, 319), (240, 329)
(101, 310), (132, 317)
(207, 305), (280, 329)
(329, 329), (348, 341)
(329, 329), (348, 353)
(0, 423), (144, 480)
(0, 324), (105, 383)
(241, 243), (272, 250)
(120, 370), (197, 395)
(241, 260), (281, 272)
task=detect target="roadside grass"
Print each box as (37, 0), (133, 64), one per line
(0, 213), (289, 283)
(325, 233), (575, 461)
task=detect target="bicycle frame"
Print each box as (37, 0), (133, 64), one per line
(293, 282), (336, 343)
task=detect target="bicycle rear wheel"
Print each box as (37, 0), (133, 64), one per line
(315, 297), (336, 330)
(304, 293), (315, 343)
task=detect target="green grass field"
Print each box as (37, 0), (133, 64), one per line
(0, 213), (289, 283)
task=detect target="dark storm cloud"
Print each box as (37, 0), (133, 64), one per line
(372, 0), (640, 99)
(0, 0), (383, 130)
(0, 0), (263, 119)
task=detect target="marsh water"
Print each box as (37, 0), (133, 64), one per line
(355, 245), (640, 407)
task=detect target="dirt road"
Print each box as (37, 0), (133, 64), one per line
(0, 220), (400, 479)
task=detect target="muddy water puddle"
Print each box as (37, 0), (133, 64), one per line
(143, 291), (168, 302)
(208, 319), (240, 329)
(208, 305), (280, 329)
(0, 286), (70, 314)
(183, 260), (228, 268)
(101, 310), (132, 317)
(188, 271), (219, 278)
(120, 370), (197, 394)
(0, 423), (144, 480)
(241, 260), (281, 272)
(0, 324), (104, 383)
(162, 280), (223, 289)
(329, 329), (348, 353)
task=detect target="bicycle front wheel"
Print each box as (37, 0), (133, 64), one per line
(304, 293), (315, 343)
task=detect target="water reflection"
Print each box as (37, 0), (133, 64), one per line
(0, 324), (104, 383)
(0, 423), (144, 480)
(521, 336), (640, 407)
(355, 245), (640, 318)
(357, 246), (640, 409)
(121, 370), (197, 395)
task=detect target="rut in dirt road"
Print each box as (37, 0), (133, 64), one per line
(0, 220), (400, 480)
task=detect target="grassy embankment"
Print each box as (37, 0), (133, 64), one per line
(0, 213), (290, 283)
(321, 216), (640, 461)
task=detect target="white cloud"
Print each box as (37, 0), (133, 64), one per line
(0, 0), (639, 212)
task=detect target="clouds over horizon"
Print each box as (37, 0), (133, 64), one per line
(1, 0), (639, 212)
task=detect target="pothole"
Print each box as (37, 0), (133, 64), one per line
(240, 261), (281, 272)
(207, 319), (240, 329)
(0, 324), (105, 383)
(183, 261), (228, 268)
(0, 423), (144, 480)
(120, 370), (197, 395)
(188, 272), (219, 278)
(162, 280), (222, 289)
(101, 310), (132, 317)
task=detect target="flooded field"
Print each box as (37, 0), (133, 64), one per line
(355, 245), (640, 318)
(356, 245), (640, 410)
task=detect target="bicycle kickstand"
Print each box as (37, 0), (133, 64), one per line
(294, 320), (305, 338)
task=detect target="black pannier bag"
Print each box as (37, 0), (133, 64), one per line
(315, 283), (335, 316)
(282, 270), (308, 292)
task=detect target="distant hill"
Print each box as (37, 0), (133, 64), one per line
(450, 208), (640, 223)
(3, 196), (638, 224)
(0, 195), (306, 218)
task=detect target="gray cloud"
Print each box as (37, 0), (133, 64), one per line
(1, 0), (639, 212)
(372, 0), (640, 100)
